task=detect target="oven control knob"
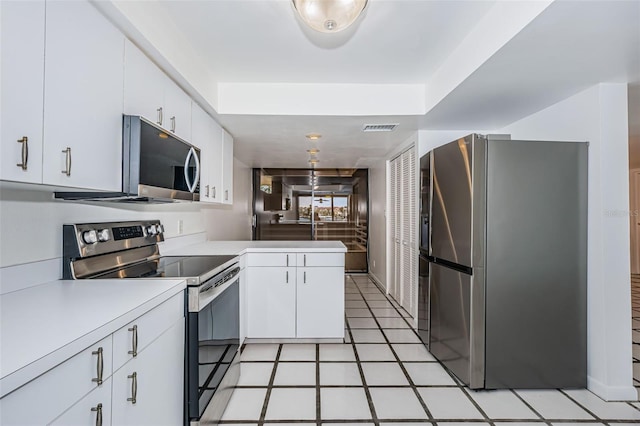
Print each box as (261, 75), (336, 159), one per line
(147, 225), (158, 236)
(156, 224), (163, 234)
(97, 229), (110, 242)
(82, 230), (98, 245)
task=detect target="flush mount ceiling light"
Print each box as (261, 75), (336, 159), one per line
(309, 159), (319, 165)
(305, 133), (322, 141)
(307, 149), (320, 155)
(292, 0), (368, 33)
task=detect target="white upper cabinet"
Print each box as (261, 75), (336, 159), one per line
(123, 40), (166, 127)
(222, 129), (234, 204)
(42, 0), (124, 191)
(124, 40), (192, 142)
(0, 0), (45, 184)
(192, 103), (223, 203)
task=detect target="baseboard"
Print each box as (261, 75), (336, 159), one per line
(587, 375), (638, 401)
(368, 272), (386, 293)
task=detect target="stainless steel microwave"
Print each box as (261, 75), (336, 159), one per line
(55, 115), (200, 203)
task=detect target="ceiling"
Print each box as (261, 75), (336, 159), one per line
(112, 0), (640, 168)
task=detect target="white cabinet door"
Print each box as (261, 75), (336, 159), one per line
(0, 0), (45, 184)
(112, 319), (184, 426)
(42, 0), (124, 191)
(296, 267), (345, 338)
(49, 377), (112, 426)
(164, 80), (192, 142)
(192, 103), (223, 203)
(222, 129), (234, 204)
(0, 335), (113, 426)
(246, 267), (296, 338)
(123, 39), (165, 126)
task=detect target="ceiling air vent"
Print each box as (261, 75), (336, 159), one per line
(362, 123), (398, 132)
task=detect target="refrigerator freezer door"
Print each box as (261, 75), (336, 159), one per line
(429, 262), (471, 385)
(431, 135), (475, 267)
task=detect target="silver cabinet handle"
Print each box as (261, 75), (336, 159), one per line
(61, 147), (71, 176)
(304, 271), (306, 284)
(225, 189), (229, 201)
(91, 347), (103, 385)
(304, 254), (306, 267)
(127, 372), (137, 404)
(16, 137), (28, 170)
(128, 325), (138, 357)
(170, 116), (176, 133)
(286, 270), (288, 283)
(212, 186), (216, 199)
(91, 403), (103, 426)
(286, 254), (289, 267)
(157, 107), (163, 126)
(205, 185), (210, 197)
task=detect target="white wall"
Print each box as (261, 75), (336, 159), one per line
(368, 158), (387, 287)
(499, 83), (634, 401)
(0, 158), (253, 270)
(203, 158), (253, 241)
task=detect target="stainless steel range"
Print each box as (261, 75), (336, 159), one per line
(63, 220), (241, 426)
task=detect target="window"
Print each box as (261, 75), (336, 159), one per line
(297, 195), (348, 222)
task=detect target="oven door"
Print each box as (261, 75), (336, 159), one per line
(185, 269), (240, 425)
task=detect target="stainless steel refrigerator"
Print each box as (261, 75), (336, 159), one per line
(425, 134), (588, 389)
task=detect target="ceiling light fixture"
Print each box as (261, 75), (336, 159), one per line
(307, 149), (320, 155)
(309, 159), (319, 165)
(305, 133), (322, 141)
(292, 0), (368, 33)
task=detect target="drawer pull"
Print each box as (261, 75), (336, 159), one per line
(127, 372), (137, 404)
(157, 107), (163, 126)
(304, 254), (306, 266)
(91, 403), (103, 426)
(16, 136), (28, 170)
(61, 147), (71, 176)
(205, 185), (210, 197)
(212, 186), (216, 199)
(170, 116), (176, 133)
(91, 347), (103, 385)
(128, 325), (138, 357)
(286, 254), (289, 267)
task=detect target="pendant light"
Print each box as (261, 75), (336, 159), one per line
(292, 0), (368, 33)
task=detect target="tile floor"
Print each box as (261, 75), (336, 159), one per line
(633, 274), (640, 396)
(218, 275), (640, 425)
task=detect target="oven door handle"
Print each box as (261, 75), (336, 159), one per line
(189, 273), (240, 312)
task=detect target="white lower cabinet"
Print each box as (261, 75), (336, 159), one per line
(246, 252), (344, 339)
(246, 266), (296, 338)
(296, 267), (344, 338)
(111, 318), (185, 426)
(0, 292), (184, 426)
(50, 377), (113, 426)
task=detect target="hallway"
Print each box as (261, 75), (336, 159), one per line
(219, 275), (640, 424)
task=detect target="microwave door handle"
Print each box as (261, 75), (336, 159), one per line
(184, 147), (199, 193)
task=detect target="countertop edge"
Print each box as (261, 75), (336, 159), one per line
(0, 280), (186, 398)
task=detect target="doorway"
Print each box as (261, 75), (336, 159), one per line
(252, 168), (369, 273)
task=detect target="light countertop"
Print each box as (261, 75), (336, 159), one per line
(162, 240), (347, 256)
(0, 278), (185, 397)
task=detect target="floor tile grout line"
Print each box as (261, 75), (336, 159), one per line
(257, 344), (283, 426)
(558, 388), (609, 424)
(354, 275), (436, 423)
(316, 343), (321, 426)
(347, 275), (381, 425)
(509, 388), (551, 425)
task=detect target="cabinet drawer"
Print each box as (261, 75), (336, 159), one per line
(246, 252), (296, 267)
(296, 252), (345, 267)
(113, 292), (183, 371)
(0, 335), (113, 425)
(49, 376), (112, 426)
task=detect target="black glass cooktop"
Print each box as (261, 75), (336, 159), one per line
(93, 255), (236, 281)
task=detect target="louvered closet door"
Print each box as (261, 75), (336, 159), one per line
(389, 146), (417, 318)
